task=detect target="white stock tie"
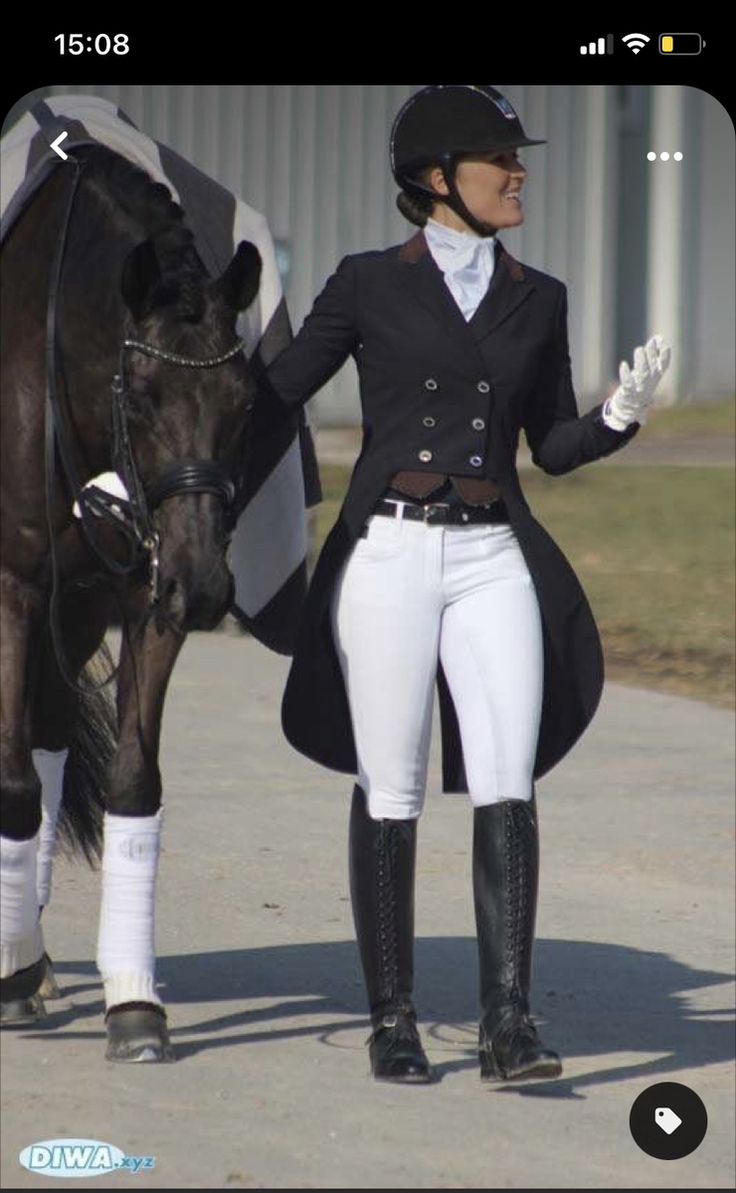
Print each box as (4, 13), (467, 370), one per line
(424, 217), (497, 321)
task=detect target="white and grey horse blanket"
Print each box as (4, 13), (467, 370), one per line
(0, 93), (321, 655)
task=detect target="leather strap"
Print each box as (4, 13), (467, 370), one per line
(372, 497), (509, 525)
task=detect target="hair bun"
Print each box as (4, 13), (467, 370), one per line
(396, 189), (433, 227)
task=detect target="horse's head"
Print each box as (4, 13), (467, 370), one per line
(119, 234), (261, 631)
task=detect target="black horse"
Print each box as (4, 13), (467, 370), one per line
(0, 144), (261, 1060)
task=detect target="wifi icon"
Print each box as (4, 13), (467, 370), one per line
(622, 32), (651, 53)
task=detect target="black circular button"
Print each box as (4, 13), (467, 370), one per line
(423, 416), (437, 427)
(477, 381), (490, 393)
(424, 378), (438, 391)
(418, 449), (433, 462)
(472, 418), (485, 430)
(469, 455), (483, 467)
(629, 1083), (707, 1160)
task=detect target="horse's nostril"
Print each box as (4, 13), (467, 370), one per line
(160, 570), (232, 631)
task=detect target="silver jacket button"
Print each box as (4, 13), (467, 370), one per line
(424, 378), (438, 391)
(477, 381), (490, 393)
(472, 418), (485, 430)
(418, 449), (433, 462)
(469, 455), (483, 467)
(422, 416), (436, 427)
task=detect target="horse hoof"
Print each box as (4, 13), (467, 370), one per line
(0, 993), (47, 1025)
(105, 1003), (175, 1063)
(0, 954), (46, 1003)
(37, 953), (62, 1000)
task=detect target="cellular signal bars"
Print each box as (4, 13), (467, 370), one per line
(580, 36), (614, 54)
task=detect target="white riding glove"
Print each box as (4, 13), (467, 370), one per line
(603, 334), (672, 431)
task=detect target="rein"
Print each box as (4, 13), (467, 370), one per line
(44, 154), (246, 694)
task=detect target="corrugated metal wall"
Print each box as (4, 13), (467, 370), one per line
(11, 83), (733, 419)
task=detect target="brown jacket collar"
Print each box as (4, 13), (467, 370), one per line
(397, 227), (525, 282)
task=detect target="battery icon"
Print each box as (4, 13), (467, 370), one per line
(659, 33), (704, 54)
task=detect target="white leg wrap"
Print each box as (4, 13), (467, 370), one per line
(33, 747), (69, 908)
(1, 833), (43, 978)
(96, 810), (163, 1009)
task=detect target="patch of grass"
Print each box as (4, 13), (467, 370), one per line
(644, 395), (735, 438)
(311, 463), (735, 709)
(523, 465), (734, 708)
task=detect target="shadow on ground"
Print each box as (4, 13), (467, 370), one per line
(11, 937), (734, 1100)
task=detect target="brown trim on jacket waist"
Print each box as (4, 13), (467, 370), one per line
(389, 470), (501, 504)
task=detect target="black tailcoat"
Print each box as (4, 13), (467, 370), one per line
(263, 230), (639, 792)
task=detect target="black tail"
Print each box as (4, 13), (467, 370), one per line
(56, 643), (117, 866)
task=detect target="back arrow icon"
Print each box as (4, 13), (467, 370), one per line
(50, 132), (69, 160)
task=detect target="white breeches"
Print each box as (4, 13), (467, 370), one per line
(329, 503), (545, 820)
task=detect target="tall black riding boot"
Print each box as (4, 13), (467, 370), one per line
(349, 784), (433, 1083)
(473, 794), (562, 1081)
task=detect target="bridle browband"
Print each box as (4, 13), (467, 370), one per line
(44, 151), (249, 693)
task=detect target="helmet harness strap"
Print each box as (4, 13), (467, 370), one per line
(405, 150), (500, 238)
(436, 151), (499, 237)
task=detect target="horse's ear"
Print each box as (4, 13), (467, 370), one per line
(214, 241), (262, 313)
(121, 240), (162, 321)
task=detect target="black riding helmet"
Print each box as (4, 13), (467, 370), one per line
(390, 84), (547, 236)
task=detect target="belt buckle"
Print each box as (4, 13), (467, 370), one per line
(423, 502), (450, 524)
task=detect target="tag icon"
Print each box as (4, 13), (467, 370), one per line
(630, 1082), (707, 1159)
(655, 1106), (682, 1135)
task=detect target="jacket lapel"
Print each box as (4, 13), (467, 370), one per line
(394, 230), (534, 380)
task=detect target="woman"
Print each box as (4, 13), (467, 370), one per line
(261, 84), (670, 1084)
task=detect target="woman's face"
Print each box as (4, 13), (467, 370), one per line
(428, 150), (527, 232)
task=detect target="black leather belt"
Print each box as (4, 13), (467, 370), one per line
(370, 496), (510, 525)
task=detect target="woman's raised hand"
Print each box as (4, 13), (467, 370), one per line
(605, 335), (672, 429)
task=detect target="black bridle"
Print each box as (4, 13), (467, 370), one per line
(107, 335), (245, 603)
(45, 152), (248, 692)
